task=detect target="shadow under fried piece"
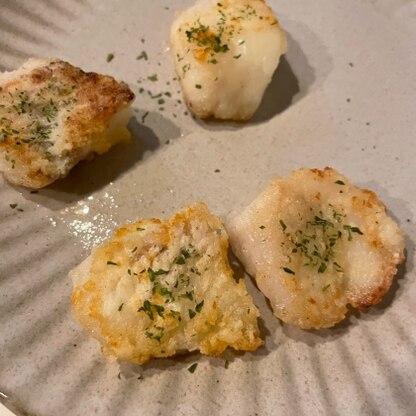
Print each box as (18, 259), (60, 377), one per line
(249, 55), (299, 124)
(251, 31), (315, 123)
(196, 31), (317, 130)
(28, 115), (179, 204)
(39, 117), (160, 197)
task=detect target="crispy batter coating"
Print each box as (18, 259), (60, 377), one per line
(227, 167), (405, 329)
(0, 58), (135, 188)
(70, 203), (262, 364)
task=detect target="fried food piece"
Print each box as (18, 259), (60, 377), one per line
(170, 0), (287, 120)
(227, 167), (405, 329)
(70, 203), (262, 364)
(0, 58), (135, 188)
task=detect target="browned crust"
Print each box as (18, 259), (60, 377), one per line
(297, 167), (405, 315)
(0, 58), (135, 188)
(71, 203), (262, 364)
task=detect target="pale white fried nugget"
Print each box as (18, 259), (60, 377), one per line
(170, 0), (287, 120)
(70, 203), (262, 364)
(227, 167), (405, 329)
(0, 58), (135, 188)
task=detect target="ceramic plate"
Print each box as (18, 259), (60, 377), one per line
(0, 1), (415, 415)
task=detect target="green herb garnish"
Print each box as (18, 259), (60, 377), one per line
(175, 255), (186, 265)
(138, 300), (154, 320)
(188, 309), (196, 319)
(322, 284), (330, 292)
(180, 291), (194, 301)
(146, 326), (164, 341)
(343, 225), (363, 241)
(148, 268), (169, 282)
(169, 310), (181, 320)
(141, 111), (149, 123)
(195, 300), (204, 313)
(137, 51), (148, 60)
(188, 363), (198, 373)
(318, 263), (327, 274)
(185, 21), (230, 55)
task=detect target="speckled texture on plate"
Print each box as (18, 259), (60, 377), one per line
(0, 1), (415, 415)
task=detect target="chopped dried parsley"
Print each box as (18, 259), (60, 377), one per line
(42, 99), (58, 122)
(106, 53), (114, 62)
(195, 84), (202, 89)
(146, 326), (164, 342)
(169, 310), (181, 320)
(224, 359), (229, 369)
(138, 300), (154, 320)
(9, 203), (17, 209)
(280, 206), (364, 274)
(148, 74), (158, 82)
(107, 260), (118, 266)
(190, 267), (201, 275)
(153, 283), (173, 298)
(259, 225), (266, 229)
(1, 79), (78, 157)
(283, 267), (295, 275)
(322, 284), (331, 292)
(318, 263), (327, 274)
(343, 225), (363, 240)
(175, 255), (186, 265)
(188, 363), (198, 373)
(233, 54), (242, 59)
(137, 51), (148, 61)
(148, 268), (169, 282)
(188, 309), (196, 319)
(153, 304), (165, 318)
(195, 300), (204, 313)
(185, 21), (230, 56)
(179, 290), (194, 301)
(118, 303), (124, 311)
(141, 111), (149, 123)
(335, 180), (345, 185)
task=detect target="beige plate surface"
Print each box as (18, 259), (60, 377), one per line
(0, 1), (415, 415)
